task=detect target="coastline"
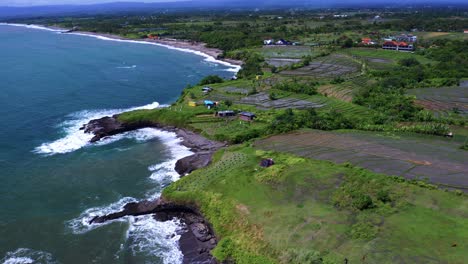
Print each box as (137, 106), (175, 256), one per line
(0, 22), (236, 263)
(0, 23), (242, 71)
(82, 115), (225, 263)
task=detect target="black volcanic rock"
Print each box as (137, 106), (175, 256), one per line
(175, 152), (213, 175)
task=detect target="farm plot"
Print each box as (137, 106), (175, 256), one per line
(344, 48), (431, 62)
(255, 130), (468, 191)
(239, 92), (325, 110)
(407, 86), (468, 116)
(280, 54), (361, 79)
(266, 58), (301, 67)
(318, 76), (376, 102)
(222, 86), (250, 95)
(260, 45), (315, 58)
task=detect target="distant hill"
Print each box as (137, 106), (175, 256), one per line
(1, 0), (467, 19)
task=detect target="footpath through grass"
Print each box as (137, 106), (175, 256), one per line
(163, 145), (468, 264)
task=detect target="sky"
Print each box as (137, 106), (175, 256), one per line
(1, 0), (178, 6)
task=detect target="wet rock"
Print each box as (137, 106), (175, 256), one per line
(175, 152), (213, 175)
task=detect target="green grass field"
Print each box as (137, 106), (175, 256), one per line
(164, 145), (468, 264)
(342, 48), (433, 65)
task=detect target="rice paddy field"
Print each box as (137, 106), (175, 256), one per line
(164, 145), (468, 263)
(317, 75), (376, 102)
(260, 45), (318, 59)
(407, 86), (468, 117)
(342, 48), (433, 65)
(255, 129), (468, 192)
(414, 31), (468, 41)
(279, 54), (362, 79)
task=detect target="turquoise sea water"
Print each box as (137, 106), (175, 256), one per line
(0, 24), (235, 264)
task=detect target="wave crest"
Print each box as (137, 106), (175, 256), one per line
(34, 102), (160, 155)
(1, 248), (58, 264)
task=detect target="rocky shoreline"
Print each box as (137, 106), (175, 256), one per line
(81, 115), (225, 263)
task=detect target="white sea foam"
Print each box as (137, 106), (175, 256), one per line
(116, 65), (137, 69)
(69, 32), (241, 74)
(148, 131), (193, 184)
(0, 23), (63, 32)
(126, 215), (184, 264)
(66, 196), (138, 234)
(33, 102), (161, 155)
(66, 126), (192, 263)
(1, 248), (58, 264)
(0, 23), (241, 74)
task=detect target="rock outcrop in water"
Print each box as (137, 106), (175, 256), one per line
(89, 198), (218, 264)
(81, 115), (225, 263)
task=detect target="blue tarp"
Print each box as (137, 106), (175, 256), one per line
(204, 100), (214, 105)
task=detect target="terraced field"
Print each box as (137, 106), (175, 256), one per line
(266, 58), (301, 67)
(280, 54), (362, 79)
(239, 92), (325, 110)
(317, 76), (374, 102)
(237, 91), (372, 117)
(260, 45), (316, 58)
(342, 48), (433, 64)
(255, 130), (468, 191)
(407, 86), (468, 116)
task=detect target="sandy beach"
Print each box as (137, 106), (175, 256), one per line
(50, 26), (243, 67)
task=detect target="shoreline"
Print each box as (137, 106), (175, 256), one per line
(81, 115), (226, 263)
(0, 23), (242, 71)
(1, 22), (232, 263)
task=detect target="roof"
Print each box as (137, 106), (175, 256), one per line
(240, 112), (256, 117)
(383, 41), (398, 46)
(218, 110), (235, 114)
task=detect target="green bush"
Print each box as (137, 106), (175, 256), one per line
(199, 75), (224, 85)
(273, 80), (318, 95)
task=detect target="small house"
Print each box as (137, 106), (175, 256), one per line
(202, 87), (213, 93)
(464, 30), (468, 34)
(188, 101), (197, 107)
(204, 100), (215, 109)
(260, 158), (274, 168)
(361, 38), (373, 45)
(263, 39), (274, 45)
(216, 110), (236, 117)
(239, 111), (256, 121)
(276, 39), (291, 45)
(382, 41), (398, 50)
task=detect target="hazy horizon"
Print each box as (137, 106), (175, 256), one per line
(2, 0), (466, 7)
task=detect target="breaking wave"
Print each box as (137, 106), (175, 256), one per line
(66, 127), (192, 263)
(1, 248), (58, 264)
(116, 65), (137, 69)
(126, 215), (184, 264)
(0, 23), (63, 32)
(69, 32), (241, 74)
(33, 102), (161, 155)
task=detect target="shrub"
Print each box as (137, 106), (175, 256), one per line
(199, 75), (224, 85)
(273, 80), (318, 95)
(224, 100), (233, 107)
(398, 58), (421, 67)
(349, 222), (378, 240)
(352, 193), (374, 210)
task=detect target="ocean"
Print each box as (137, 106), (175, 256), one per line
(0, 24), (236, 264)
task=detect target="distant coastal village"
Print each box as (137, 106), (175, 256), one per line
(263, 33), (419, 51)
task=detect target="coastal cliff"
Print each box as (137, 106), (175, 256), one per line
(81, 115), (225, 264)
